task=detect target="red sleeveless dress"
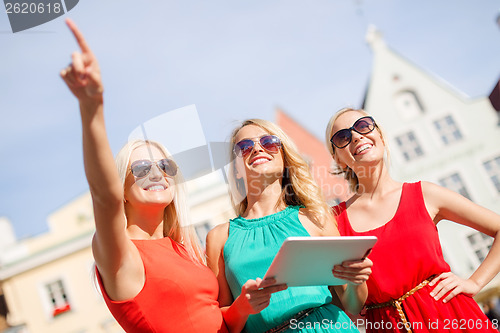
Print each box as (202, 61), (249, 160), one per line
(335, 182), (497, 332)
(96, 237), (228, 333)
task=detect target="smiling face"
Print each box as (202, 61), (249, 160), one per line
(233, 124), (285, 185)
(330, 111), (385, 172)
(124, 144), (175, 208)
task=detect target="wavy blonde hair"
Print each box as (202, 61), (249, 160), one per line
(228, 119), (332, 228)
(115, 139), (206, 265)
(325, 108), (390, 193)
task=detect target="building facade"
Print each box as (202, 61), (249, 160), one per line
(0, 194), (118, 333)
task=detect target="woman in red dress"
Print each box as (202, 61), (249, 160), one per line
(326, 107), (500, 332)
(60, 19), (284, 332)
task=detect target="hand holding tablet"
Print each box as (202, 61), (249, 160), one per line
(263, 236), (377, 286)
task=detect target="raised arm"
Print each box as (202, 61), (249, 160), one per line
(422, 181), (500, 302)
(60, 19), (140, 299)
(206, 223), (287, 332)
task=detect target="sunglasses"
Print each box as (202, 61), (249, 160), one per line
(130, 159), (178, 178)
(330, 116), (376, 149)
(234, 135), (282, 158)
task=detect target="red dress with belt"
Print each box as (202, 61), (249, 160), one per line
(96, 237), (228, 333)
(334, 182), (497, 332)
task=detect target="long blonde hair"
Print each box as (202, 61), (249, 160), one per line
(115, 140), (206, 265)
(325, 108), (390, 193)
(228, 119), (332, 228)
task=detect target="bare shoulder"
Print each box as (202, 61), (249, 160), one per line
(206, 222), (230, 274)
(206, 222), (230, 251)
(420, 181), (448, 221)
(298, 207), (339, 237)
(420, 180), (444, 197)
(421, 181), (500, 233)
(298, 207), (317, 232)
(421, 180), (479, 223)
(207, 222), (229, 240)
(298, 207), (314, 220)
(420, 180), (463, 209)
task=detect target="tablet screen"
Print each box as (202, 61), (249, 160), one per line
(263, 236), (377, 286)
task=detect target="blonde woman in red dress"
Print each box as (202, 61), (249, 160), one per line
(327, 107), (500, 333)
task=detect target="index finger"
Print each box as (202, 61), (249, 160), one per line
(258, 278), (277, 289)
(340, 259), (365, 268)
(262, 284), (287, 294)
(65, 18), (92, 53)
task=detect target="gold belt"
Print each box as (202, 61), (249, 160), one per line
(365, 275), (436, 333)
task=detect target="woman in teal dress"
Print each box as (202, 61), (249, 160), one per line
(206, 119), (373, 333)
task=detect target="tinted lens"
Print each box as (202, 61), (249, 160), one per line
(331, 116), (376, 149)
(158, 159), (178, 177)
(234, 135), (282, 157)
(260, 135), (281, 153)
(332, 129), (352, 149)
(353, 117), (375, 134)
(131, 159), (178, 178)
(235, 139), (255, 157)
(131, 160), (152, 178)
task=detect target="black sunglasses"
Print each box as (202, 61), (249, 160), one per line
(234, 135), (282, 157)
(130, 159), (178, 178)
(330, 116), (376, 149)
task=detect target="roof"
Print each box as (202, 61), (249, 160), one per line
(489, 79), (500, 112)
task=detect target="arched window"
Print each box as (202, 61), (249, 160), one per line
(393, 90), (425, 120)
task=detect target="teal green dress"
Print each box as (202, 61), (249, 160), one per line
(224, 205), (359, 333)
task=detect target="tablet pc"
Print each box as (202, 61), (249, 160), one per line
(263, 236), (377, 286)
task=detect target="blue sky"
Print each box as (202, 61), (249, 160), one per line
(1, 1), (499, 239)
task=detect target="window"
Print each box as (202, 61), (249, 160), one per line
(438, 173), (471, 200)
(395, 131), (424, 161)
(433, 115), (463, 145)
(194, 222), (212, 247)
(466, 232), (493, 263)
(46, 279), (71, 317)
(394, 90), (425, 120)
(483, 156), (500, 193)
